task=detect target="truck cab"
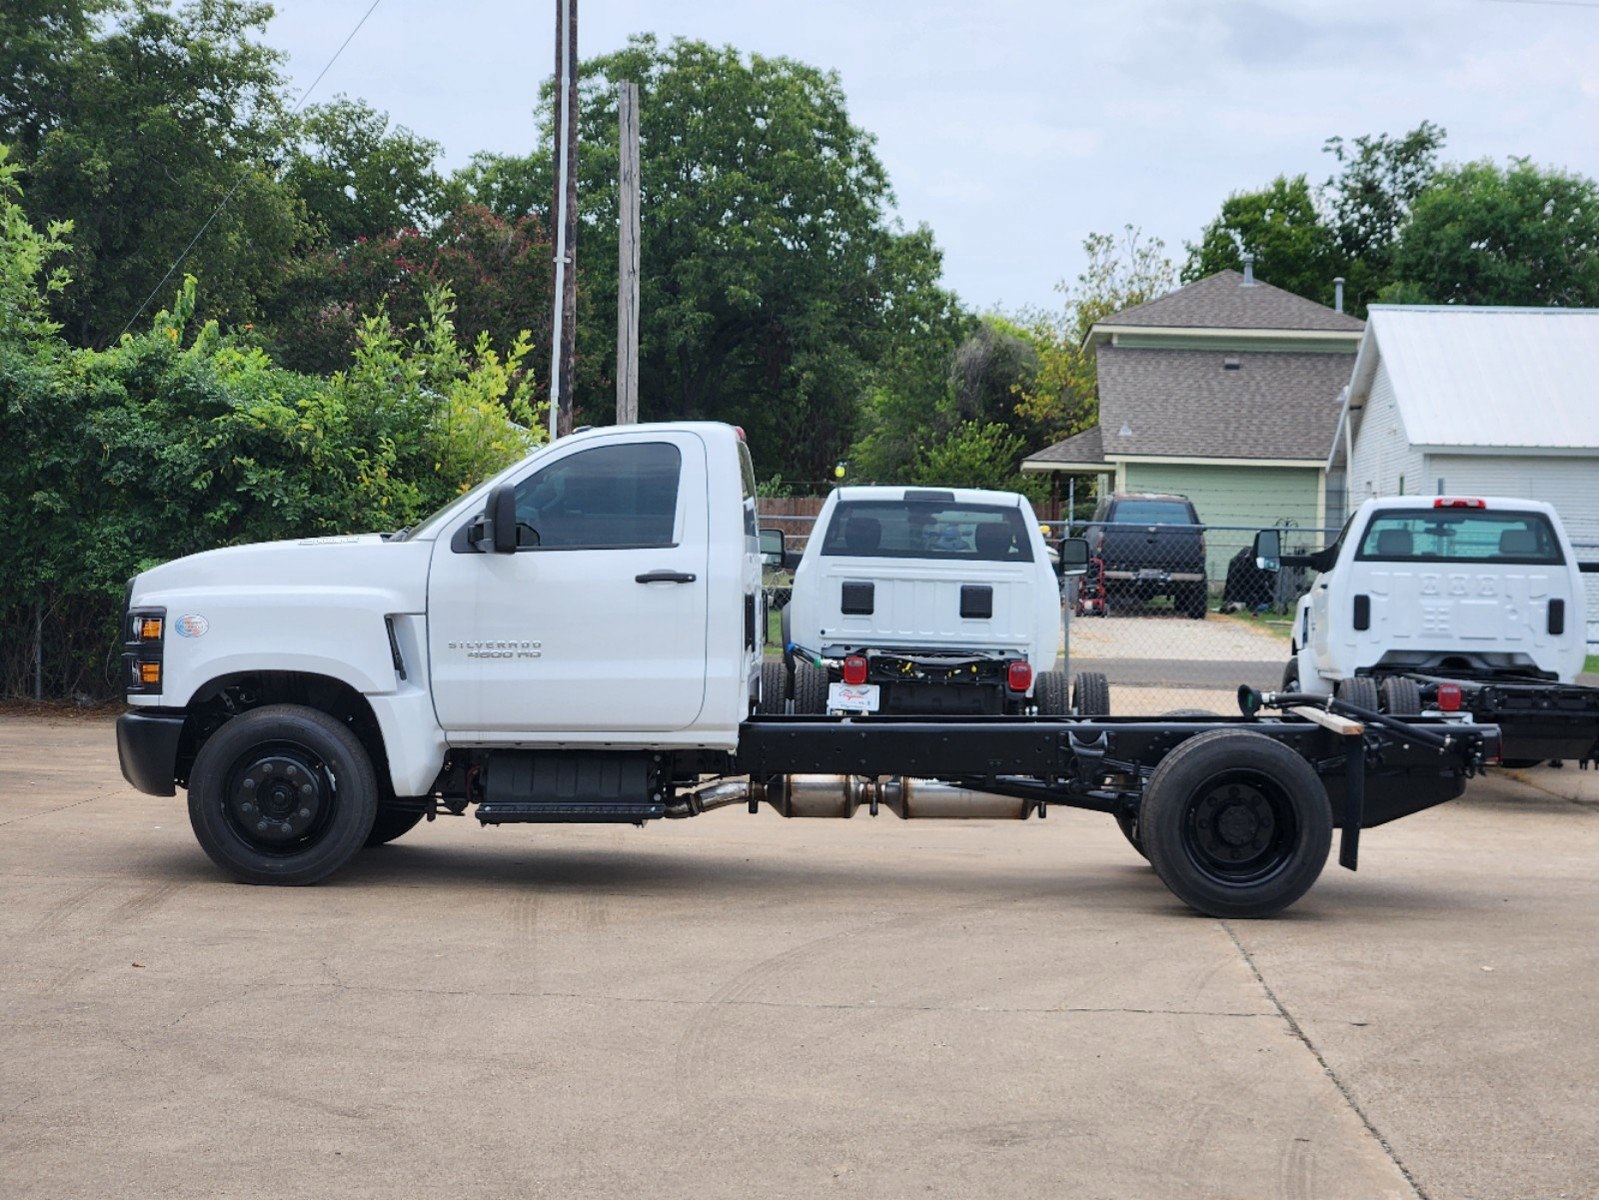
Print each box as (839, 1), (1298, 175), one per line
(1283, 496), (1587, 695)
(120, 422), (766, 804)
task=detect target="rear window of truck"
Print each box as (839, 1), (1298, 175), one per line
(820, 501), (1034, 562)
(1111, 500), (1194, 525)
(1355, 509), (1565, 564)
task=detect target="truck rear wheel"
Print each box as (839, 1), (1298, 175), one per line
(187, 704), (378, 885)
(1072, 671), (1111, 716)
(1141, 730), (1332, 918)
(1034, 669), (1069, 715)
(1335, 676), (1380, 713)
(793, 661), (829, 714)
(1380, 676), (1422, 716)
(756, 660), (789, 715)
(1182, 583), (1208, 620)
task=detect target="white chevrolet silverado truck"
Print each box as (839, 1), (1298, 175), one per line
(116, 422), (1504, 918)
(1256, 495), (1599, 765)
(776, 485), (1107, 717)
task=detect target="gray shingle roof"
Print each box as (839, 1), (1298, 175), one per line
(1096, 347), (1350, 460)
(1022, 425), (1104, 466)
(1101, 270), (1365, 333)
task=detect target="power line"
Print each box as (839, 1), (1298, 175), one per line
(117, 0), (385, 341)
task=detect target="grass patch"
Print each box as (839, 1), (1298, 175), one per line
(1587, 655), (1599, 676)
(1215, 608), (1295, 642)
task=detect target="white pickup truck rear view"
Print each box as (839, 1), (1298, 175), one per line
(1259, 495), (1599, 765)
(778, 486), (1105, 716)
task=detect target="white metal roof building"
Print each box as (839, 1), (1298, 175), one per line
(1330, 305), (1599, 648)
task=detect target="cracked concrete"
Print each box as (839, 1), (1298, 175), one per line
(2, 715), (1595, 1199)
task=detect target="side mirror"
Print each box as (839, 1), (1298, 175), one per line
(467, 483), (526, 553)
(1058, 537), (1090, 578)
(1253, 528), (1281, 573)
(759, 527), (787, 569)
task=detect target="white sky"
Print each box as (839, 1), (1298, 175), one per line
(264, 0), (1599, 315)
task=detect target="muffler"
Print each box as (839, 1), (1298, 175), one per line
(753, 775), (1030, 820)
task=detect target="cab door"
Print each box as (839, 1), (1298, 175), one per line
(426, 432), (709, 735)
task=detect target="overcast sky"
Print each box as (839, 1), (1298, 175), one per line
(264, 0), (1599, 315)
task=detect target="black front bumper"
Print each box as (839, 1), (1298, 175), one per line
(117, 711), (186, 796)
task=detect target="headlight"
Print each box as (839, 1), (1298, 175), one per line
(123, 605), (167, 696)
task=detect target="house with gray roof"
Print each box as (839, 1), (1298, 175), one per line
(1023, 264), (1364, 583)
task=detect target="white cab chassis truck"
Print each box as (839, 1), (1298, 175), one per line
(118, 423), (1499, 918)
(1256, 496), (1599, 767)
(774, 485), (1107, 718)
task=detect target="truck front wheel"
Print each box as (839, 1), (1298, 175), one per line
(1141, 730), (1332, 918)
(187, 704), (378, 885)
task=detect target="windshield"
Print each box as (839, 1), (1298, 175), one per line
(393, 440), (560, 542)
(1356, 509), (1565, 564)
(820, 500), (1034, 562)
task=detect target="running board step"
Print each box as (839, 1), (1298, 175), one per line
(476, 799), (665, 825)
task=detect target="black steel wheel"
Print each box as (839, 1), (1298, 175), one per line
(365, 807), (425, 847)
(1336, 676), (1381, 713)
(1380, 676), (1422, 716)
(1072, 671), (1111, 716)
(188, 704), (378, 885)
(755, 659), (789, 715)
(792, 661), (829, 714)
(1034, 669), (1069, 716)
(1141, 730), (1332, 918)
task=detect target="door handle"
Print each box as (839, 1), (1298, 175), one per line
(635, 570), (697, 584)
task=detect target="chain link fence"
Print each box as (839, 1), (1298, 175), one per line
(757, 507), (1338, 717)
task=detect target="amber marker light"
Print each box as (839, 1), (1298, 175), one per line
(138, 617), (163, 641)
(139, 662), (162, 686)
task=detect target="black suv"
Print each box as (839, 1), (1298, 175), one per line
(1082, 493), (1207, 619)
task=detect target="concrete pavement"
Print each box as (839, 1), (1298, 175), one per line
(1, 714), (1596, 1199)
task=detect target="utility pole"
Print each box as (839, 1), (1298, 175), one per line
(615, 81), (640, 425)
(548, 0), (579, 439)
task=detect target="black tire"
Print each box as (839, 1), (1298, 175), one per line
(187, 704), (378, 885)
(365, 807), (425, 847)
(792, 660), (829, 714)
(1115, 810), (1148, 860)
(1035, 669), (1069, 715)
(1072, 671), (1111, 716)
(1335, 676), (1380, 713)
(756, 659), (789, 715)
(1141, 730), (1333, 918)
(1380, 676), (1422, 716)
(1183, 583), (1208, 620)
(1281, 656), (1299, 691)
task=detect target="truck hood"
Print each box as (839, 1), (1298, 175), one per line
(132, 533), (432, 613)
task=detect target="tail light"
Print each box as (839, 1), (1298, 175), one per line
(1435, 683), (1462, 711)
(1434, 497), (1486, 509)
(1007, 660), (1033, 691)
(842, 655), (869, 685)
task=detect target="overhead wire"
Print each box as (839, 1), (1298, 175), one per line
(116, 0), (386, 341)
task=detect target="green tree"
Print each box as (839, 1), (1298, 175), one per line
(909, 421), (1042, 499)
(1019, 226), (1175, 441)
(10, 0), (305, 346)
(283, 96), (451, 245)
(490, 34), (959, 479)
(1386, 159), (1599, 306)
(1322, 121), (1445, 312)
(1183, 175), (1338, 303)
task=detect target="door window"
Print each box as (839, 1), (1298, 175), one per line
(514, 442), (682, 549)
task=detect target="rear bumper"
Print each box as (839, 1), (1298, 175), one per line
(1103, 568), (1205, 584)
(116, 711), (186, 796)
